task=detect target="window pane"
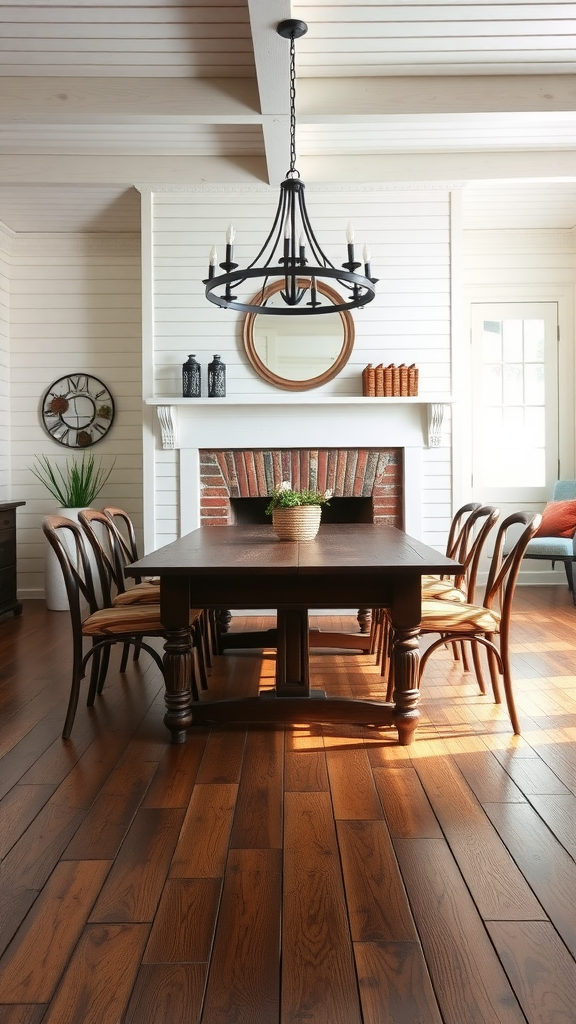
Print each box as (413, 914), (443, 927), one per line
(502, 320), (523, 361)
(525, 363), (545, 404)
(503, 363), (523, 404)
(483, 363), (502, 403)
(482, 321), (502, 362)
(524, 319), (545, 362)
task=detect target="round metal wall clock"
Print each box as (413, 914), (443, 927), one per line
(41, 373), (115, 448)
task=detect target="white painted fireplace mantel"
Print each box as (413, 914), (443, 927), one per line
(146, 395), (452, 540)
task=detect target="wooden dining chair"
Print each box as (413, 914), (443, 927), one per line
(102, 505), (217, 667)
(384, 510), (541, 735)
(43, 514), (205, 739)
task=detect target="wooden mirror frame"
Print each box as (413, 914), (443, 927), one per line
(242, 278), (355, 391)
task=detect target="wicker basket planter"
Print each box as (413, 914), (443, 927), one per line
(272, 505), (322, 541)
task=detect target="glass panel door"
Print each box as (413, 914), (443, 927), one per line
(470, 302), (558, 504)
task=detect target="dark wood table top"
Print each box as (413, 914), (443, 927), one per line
(126, 523), (462, 579)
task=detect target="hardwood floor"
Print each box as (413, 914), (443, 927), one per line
(1, 589), (576, 1023)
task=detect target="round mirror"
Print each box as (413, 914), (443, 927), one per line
(243, 278), (355, 391)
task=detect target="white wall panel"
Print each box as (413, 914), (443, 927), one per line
(10, 235), (143, 600)
(0, 229), (11, 498)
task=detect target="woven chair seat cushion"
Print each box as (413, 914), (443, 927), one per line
(113, 581), (161, 606)
(420, 599), (501, 634)
(421, 575), (467, 603)
(83, 604), (204, 637)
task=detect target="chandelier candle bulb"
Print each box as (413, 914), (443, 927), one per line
(299, 232), (306, 262)
(208, 246), (217, 279)
(363, 244), (372, 275)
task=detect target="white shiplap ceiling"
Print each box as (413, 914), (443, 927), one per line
(0, 0), (574, 233)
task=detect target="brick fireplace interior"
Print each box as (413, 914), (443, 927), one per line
(199, 448), (403, 527)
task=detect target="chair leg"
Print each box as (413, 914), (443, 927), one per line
(96, 645), (111, 695)
(486, 633), (502, 704)
(564, 559), (575, 593)
(499, 635), (521, 734)
(62, 642), (85, 740)
(120, 642), (130, 672)
(471, 642), (487, 695)
(193, 620), (209, 692)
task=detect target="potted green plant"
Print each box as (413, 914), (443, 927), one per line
(31, 453), (115, 610)
(265, 481), (331, 540)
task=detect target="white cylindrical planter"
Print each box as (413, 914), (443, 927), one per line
(44, 507), (100, 611)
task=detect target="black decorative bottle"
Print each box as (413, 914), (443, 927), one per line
(208, 354), (226, 398)
(182, 354), (201, 398)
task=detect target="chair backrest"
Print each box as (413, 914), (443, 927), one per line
(42, 515), (109, 631)
(483, 511), (542, 621)
(445, 502), (482, 560)
(552, 480), (576, 502)
(453, 504), (500, 602)
(101, 506), (139, 564)
(78, 508), (130, 599)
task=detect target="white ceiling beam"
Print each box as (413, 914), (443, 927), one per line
(299, 151), (576, 183)
(0, 155), (268, 185)
(247, 0), (292, 184)
(0, 78), (261, 120)
(298, 75), (576, 118)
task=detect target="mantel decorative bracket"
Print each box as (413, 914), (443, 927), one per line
(426, 403), (447, 448)
(157, 405), (177, 449)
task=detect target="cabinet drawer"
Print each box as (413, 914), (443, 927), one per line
(0, 530), (16, 569)
(0, 564), (16, 604)
(0, 509), (15, 532)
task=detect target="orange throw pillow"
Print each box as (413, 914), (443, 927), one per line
(535, 499), (576, 538)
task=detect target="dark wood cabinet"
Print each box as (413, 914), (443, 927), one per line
(0, 501), (25, 617)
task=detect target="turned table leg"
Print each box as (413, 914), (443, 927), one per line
(160, 576), (194, 743)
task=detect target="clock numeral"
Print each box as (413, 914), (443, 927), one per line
(48, 422), (70, 444)
(68, 374), (87, 392)
(94, 389), (108, 399)
(93, 422), (106, 435)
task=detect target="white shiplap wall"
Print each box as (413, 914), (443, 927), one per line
(149, 185), (453, 547)
(9, 234), (143, 599)
(0, 224), (12, 497)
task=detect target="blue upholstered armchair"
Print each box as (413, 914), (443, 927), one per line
(521, 480), (576, 604)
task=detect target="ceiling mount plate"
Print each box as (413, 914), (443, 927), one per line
(277, 19), (308, 39)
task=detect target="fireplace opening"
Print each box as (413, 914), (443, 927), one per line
(229, 496), (374, 525)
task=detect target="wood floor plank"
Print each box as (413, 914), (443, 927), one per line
(89, 808), (185, 923)
(355, 940), (444, 1024)
(194, 728), (246, 785)
(62, 759), (158, 860)
(0, 783), (57, 860)
(40, 923), (149, 1024)
(449, 745), (527, 803)
(326, 742), (383, 820)
(282, 791), (362, 1024)
(527, 793), (576, 859)
(414, 755), (545, 920)
(169, 783), (238, 879)
(143, 878), (221, 963)
(0, 1005), (47, 1024)
(0, 860), (111, 1003)
(486, 921), (576, 1024)
(394, 838), (527, 1024)
(285, 726), (328, 792)
(373, 766), (443, 839)
(124, 963), (207, 1024)
(483, 801), (576, 956)
(337, 820), (417, 942)
(201, 849), (281, 1024)
(229, 727), (284, 850)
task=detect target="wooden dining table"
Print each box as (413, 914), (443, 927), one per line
(125, 523), (462, 745)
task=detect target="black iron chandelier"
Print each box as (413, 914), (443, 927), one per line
(203, 19), (377, 316)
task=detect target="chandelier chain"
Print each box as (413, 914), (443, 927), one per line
(289, 33), (297, 176)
